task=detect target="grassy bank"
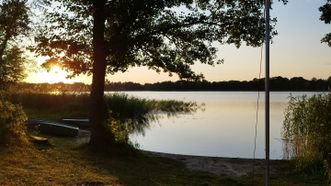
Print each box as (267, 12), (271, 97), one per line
(0, 141), (241, 186)
(0, 138), (327, 186)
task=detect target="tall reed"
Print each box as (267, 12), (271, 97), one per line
(7, 92), (198, 144)
(283, 93), (331, 176)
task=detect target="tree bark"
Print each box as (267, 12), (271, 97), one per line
(89, 0), (116, 147)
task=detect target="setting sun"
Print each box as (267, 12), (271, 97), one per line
(41, 65), (69, 83)
(24, 56), (91, 84)
(25, 64), (79, 84)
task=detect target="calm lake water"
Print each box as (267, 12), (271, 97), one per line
(109, 91), (323, 160)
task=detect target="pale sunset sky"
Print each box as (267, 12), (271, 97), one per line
(24, 0), (331, 84)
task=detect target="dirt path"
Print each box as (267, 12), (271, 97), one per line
(74, 132), (290, 177)
(145, 151), (289, 177)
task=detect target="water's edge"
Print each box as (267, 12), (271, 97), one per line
(144, 150), (289, 177)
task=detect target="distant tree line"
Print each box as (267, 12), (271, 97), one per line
(14, 76), (331, 92)
(12, 82), (90, 93)
(105, 76), (331, 91)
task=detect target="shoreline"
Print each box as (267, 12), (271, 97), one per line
(73, 131), (291, 177)
(144, 150), (290, 177)
(71, 129), (291, 177)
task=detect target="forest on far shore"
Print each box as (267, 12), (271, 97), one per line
(17, 76), (331, 92)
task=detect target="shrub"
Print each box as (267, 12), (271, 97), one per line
(0, 98), (28, 147)
(283, 93), (331, 175)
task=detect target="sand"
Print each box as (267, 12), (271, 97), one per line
(145, 151), (289, 177)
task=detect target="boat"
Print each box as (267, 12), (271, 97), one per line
(61, 118), (90, 129)
(27, 119), (79, 137)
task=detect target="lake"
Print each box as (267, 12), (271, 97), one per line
(108, 91), (322, 160)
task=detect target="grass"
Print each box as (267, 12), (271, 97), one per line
(11, 92), (198, 121)
(0, 138), (327, 186)
(0, 145), (119, 185)
(0, 140), (241, 186)
(240, 173), (327, 186)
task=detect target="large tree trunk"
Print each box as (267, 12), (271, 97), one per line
(89, 0), (116, 147)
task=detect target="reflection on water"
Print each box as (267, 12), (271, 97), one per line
(107, 91), (321, 160)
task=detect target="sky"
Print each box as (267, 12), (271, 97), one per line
(24, 0), (331, 84)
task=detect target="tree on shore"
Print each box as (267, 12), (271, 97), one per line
(0, 0), (30, 147)
(0, 0), (30, 88)
(320, 0), (331, 46)
(33, 0), (286, 148)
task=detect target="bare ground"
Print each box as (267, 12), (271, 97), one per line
(145, 151), (290, 177)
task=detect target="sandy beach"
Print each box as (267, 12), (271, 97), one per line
(145, 151), (290, 177)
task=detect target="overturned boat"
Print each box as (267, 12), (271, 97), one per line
(61, 118), (90, 129)
(27, 119), (79, 137)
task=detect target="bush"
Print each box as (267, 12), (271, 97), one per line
(0, 98), (28, 147)
(283, 93), (331, 175)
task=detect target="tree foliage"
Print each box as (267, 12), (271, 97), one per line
(0, 0), (30, 88)
(320, 0), (331, 46)
(34, 0), (285, 80)
(0, 47), (27, 88)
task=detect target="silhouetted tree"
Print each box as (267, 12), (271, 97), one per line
(0, 0), (30, 88)
(0, 47), (27, 87)
(320, 0), (331, 46)
(270, 76), (289, 91)
(33, 0), (287, 147)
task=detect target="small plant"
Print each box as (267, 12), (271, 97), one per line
(0, 97), (29, 147)
(283, 93), (331, 175)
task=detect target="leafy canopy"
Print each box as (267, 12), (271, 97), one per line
(320, 0), (331, 47)
(0, 0), (30, 88)
(0, 0), (30, 45)
(0, 47), (27, 87)
(34, 0), (286, 80)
